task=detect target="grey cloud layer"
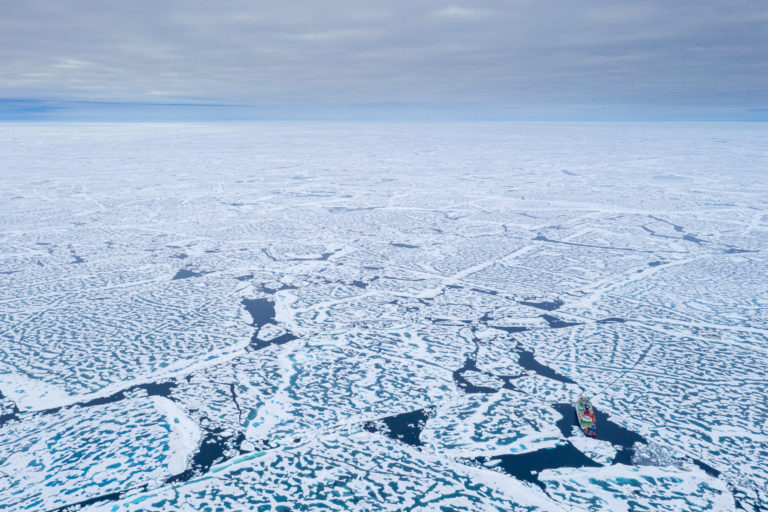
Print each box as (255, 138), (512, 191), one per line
(1, 1), (766, 117)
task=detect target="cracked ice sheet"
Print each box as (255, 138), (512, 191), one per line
(500, 318), (768, 503)
(601, 254), (768, 330)
(1, 122), (767, 510)
(0, 397), (169, 511)
(0, 271), (252, 410)
(90, 432), (557, 511)
(165, 356), (278, 434)
(245, 330), (458, 442)
(421, 389), (564, 458)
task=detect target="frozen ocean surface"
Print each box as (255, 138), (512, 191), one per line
(0, 122), (766, 511)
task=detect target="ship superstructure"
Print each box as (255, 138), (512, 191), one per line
(575, 394), (597, 436)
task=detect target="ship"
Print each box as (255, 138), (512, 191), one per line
(575, 394), (596, 436)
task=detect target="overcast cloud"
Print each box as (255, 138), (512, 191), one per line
(1, 0), (766, 119)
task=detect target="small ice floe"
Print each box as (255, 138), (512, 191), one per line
(568, 434), (617, 465)
(462, 370), (504, 390)
(256, 323), (286, 342)
(151, 397), (201, 475)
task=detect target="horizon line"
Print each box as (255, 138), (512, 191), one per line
(1, 98), (767, 123)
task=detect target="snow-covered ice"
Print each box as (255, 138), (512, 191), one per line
(0, 122), (766, 511)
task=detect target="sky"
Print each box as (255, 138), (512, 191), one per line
(1, 1), (767, 121)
